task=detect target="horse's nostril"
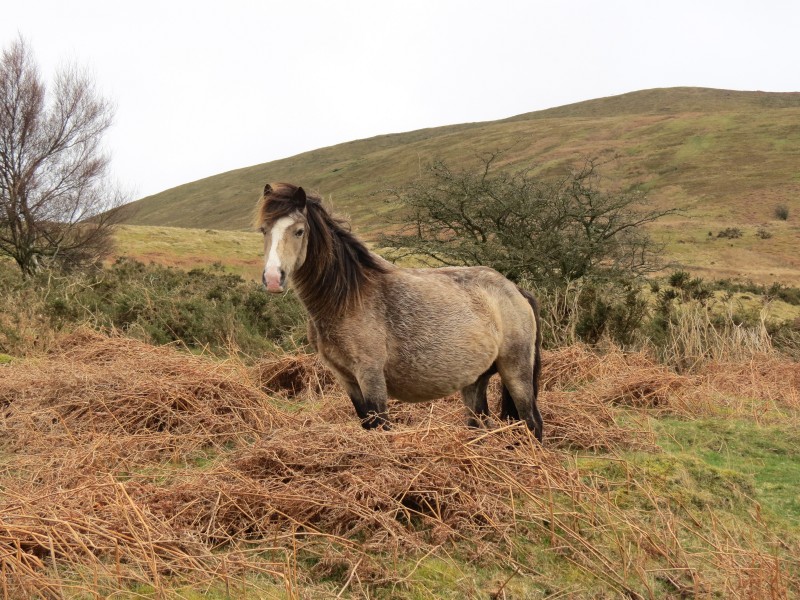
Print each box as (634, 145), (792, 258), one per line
(280, 270), (286, 286)
(262, 271), (268, 287)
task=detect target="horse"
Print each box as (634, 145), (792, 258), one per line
(255, 182), (544, 442)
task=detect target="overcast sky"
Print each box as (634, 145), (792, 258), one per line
(3, 1), (798, 199)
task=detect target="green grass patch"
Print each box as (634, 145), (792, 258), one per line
(114, 224), (263, 280)
(654, 417), (800, 528)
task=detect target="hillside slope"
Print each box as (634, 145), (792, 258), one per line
(121, 87), (800, 283)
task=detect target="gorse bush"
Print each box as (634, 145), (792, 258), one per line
(0, 258), (306, 357)
(668, 270), (692, 288)
(2, 257), (798, 365)
(532, 279), (651, 349)
(711, 277), (800, 306)
(664, 270), (713, 303)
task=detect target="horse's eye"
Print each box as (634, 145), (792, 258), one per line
(295, 229), (305, 237)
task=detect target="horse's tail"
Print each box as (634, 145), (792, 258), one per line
(516, 287), (542, 403)
(500, 286), (543, 441)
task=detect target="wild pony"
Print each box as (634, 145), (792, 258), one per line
(255, 183), (544, 441)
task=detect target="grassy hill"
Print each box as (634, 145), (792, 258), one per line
(120, 87), (800, 283)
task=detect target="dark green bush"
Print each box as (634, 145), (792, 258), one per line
(716, 227), (743, 239)
(667, 271), (712, 303)
(766, 282), (800, 306)
(573, 284), (650, 347)
(755, 227), (773, 239)
(0, 258), (307, 357)
(711, 278), (800, 307)
(668, 271), (692, 288)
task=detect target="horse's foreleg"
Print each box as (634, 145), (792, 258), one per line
(349, 368), (391, 430)
(319, 357), (390, 430)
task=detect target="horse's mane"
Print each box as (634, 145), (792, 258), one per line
(256, 183), (390, 318)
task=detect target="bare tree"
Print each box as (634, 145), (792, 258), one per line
(0, 37), (125, 276)
(380, 152), (678, 286)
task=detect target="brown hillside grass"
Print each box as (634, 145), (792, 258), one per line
(1, 330), (798, 598)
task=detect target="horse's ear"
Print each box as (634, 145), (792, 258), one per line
(293, 186), (307, 211)
(263, 183), (272, 196)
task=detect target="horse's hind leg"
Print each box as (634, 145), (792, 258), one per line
(496, 359), (543, 442)
(500, 385), (520, 421)
(462, 366), (495, 428)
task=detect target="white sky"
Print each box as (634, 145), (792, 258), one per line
(3, 0), (798, 199)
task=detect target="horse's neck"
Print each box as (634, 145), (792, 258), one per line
(295, 276), (343, 324)
(293, 226), (370, 323)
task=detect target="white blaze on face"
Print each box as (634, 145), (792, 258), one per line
(263, 216), (295, 292)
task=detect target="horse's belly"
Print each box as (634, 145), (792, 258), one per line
(386, 380), (460, 403)
(384, 351), (494, 403)
(383, 316), (501, 401)
(386, 381), (466, 403)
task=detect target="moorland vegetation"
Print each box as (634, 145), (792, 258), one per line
(2, 258), (800, 597)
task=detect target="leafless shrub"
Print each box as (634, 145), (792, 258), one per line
(0, 37), (127, 277)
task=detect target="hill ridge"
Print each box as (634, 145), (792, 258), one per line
(505, 87), (800, 122)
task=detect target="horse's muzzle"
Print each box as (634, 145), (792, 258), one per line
(263, 267), (286, 293)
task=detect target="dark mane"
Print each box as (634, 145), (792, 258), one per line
(256, 183), (390, 318)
